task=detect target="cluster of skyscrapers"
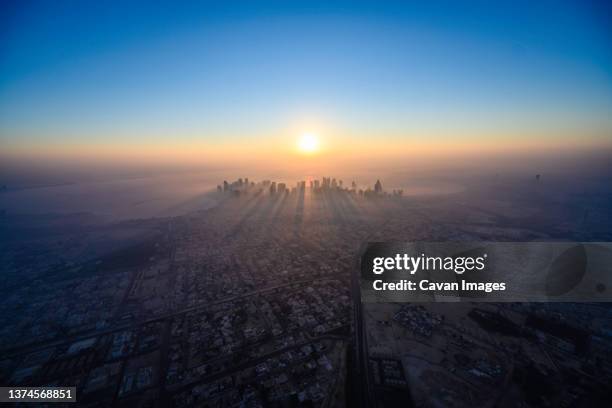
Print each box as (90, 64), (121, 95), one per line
(217, 177), (404, 198)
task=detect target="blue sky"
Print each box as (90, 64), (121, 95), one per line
(1, 0), (611, 152)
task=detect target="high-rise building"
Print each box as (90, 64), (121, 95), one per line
(322, 177), (330, 189)
(374, 180), (383, 194)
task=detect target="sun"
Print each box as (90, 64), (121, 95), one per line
(298, 132), (319, 154)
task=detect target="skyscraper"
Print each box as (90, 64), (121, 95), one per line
(374, 180), (382, 194)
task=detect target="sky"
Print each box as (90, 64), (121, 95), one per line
(1, 0), (611, 168)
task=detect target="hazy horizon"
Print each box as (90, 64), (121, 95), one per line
(1, 0), (611, 219)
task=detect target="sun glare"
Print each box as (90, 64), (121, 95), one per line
(298, 132), (319, 154)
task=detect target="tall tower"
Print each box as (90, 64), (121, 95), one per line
(374, 180), (382, 194)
